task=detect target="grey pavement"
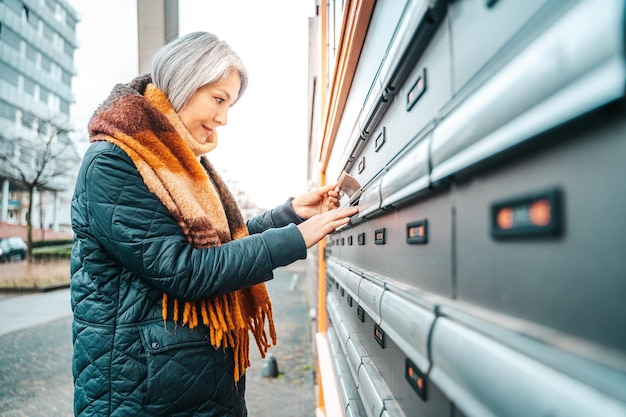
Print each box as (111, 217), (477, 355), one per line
(0, 289), (72, 337)
(0, 261), (316, 417)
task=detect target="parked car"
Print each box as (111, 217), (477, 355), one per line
(0, 237), (27, 263)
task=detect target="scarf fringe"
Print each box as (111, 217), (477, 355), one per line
(161, 292), (275, 382)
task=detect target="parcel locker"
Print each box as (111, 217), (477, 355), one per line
(429, 309), (626, 417)
(327, 269), (456, 417)
(331, 0), (448, 186)
(326, 0), (425, 182)
(453, 108), (626, 354)
(448, 0), (550, 95)
(334, 188), (453, 297)
(430, 0), (625, 184)
(366, 14), (452, 179)
(311, 0), (626, 415)
(344, 11), (452, 189)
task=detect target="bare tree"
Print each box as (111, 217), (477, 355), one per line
(0, 116), (80, 261)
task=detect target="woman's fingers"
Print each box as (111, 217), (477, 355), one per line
(297, 206), (359, 248)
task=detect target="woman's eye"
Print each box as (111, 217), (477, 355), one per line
(215, 97), (225, 104)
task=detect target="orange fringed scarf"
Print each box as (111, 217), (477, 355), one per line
(88, 74), (276, 382)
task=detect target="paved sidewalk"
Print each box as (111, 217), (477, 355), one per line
(0, 261), (316, 416)
(0, 289), (71, 336)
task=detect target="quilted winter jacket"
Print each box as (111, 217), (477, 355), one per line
(70, 140), (307, 417)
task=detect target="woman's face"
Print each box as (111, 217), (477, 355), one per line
(178, 71), (241, 145)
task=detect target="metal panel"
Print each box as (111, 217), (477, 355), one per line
(329, 0), (413, 181)
(453, 110), (626, 354)
(328, 293), (350, 351)
(357, 274), (384, 325)
(380, 400), (407, 417)
(337, 0), (448, 180)
(379, 286), (435, 373)
(430, 317), (626, 417)
(380, 133), (431, 208)
(357, 357), (394, 417)
(346, 335), (368, 386)
(328, 259), (349, 289)
(369, 10), (451, 180)
(345, 269), (362, 301)
(357, 177), (382, 218)
(432, 0), (626, 183)
(327, 328), (362, 416)
(449, 0), (549, 93)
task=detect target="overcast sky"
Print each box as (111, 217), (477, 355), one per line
(68, 0), (314, 209)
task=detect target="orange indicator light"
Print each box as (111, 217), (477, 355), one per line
(529, 199), (551, 226)
(497, 207), (514, 229)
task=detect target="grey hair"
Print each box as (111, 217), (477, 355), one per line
(151, 31), (248, 112)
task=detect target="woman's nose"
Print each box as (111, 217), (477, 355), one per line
(215, 108), (228, 126)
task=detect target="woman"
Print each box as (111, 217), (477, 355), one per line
(70, 31), (357, 417)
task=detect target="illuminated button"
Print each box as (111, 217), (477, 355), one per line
(374, 228), (386, 245)
(374, 324), (385, 348)
(491, 189), (561, 238)
(407, 219), (428, 244)
(529, 199), (551, 226)
(405, 358), (427, 401)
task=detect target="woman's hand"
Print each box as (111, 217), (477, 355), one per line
(292, 183), (341, 219)
(297, 206), (359, 249)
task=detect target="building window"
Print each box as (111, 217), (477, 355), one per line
(61, 69), (71, 86)
(40, 86), (50, 104)
(0, 101), (16, 122)
(52, 33), (63, 50)
(0, 26), (22, 52)
(60, 99), (70, 115)
(43, 22), (54, 39)
(26, 44), (37, 62)
(55, 3), (65, 22)
(0, 62), (19, 86)
(41, 55), (52, 71)
(23, 77), (35, 95)
(64, 42), (73, 58)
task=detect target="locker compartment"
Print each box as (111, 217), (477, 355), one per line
(432, 0), (626, 184)
(357, 175), (383, 219)
(328, 326), (368, 417)
(448, 0), (550, 94)
(379, 284), (436, 374)
(358, 273), (385, 325)
(327, 259), (349, 289)
(338, 291), (455, 417)
(429, 315), (626, 417)
(344, 11), (451, 189)
(328, 292), (351, 350)
(370, 19), (451, 178)
(358, 357), (394, 417)
(333, 189), (454, 297)
(345, 269), (362, 302)
(328, 0), (412, 182)
(332, 0), (448, 183)
(453, 108), (626, 354)
(379, 132), (431, 209)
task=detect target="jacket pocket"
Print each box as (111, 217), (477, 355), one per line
(139, 321), (235, 415)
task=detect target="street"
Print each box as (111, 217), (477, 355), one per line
(0, 262), (316, 417)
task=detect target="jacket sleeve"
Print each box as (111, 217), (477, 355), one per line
(246, 198), (306, 234)
(81, 145), (307, 302)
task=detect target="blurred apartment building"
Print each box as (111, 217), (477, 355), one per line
(0, 0), (80, 234)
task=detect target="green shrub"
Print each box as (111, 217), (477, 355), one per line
(32, 239), (73, 249)
(32, 244), (72, 260)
